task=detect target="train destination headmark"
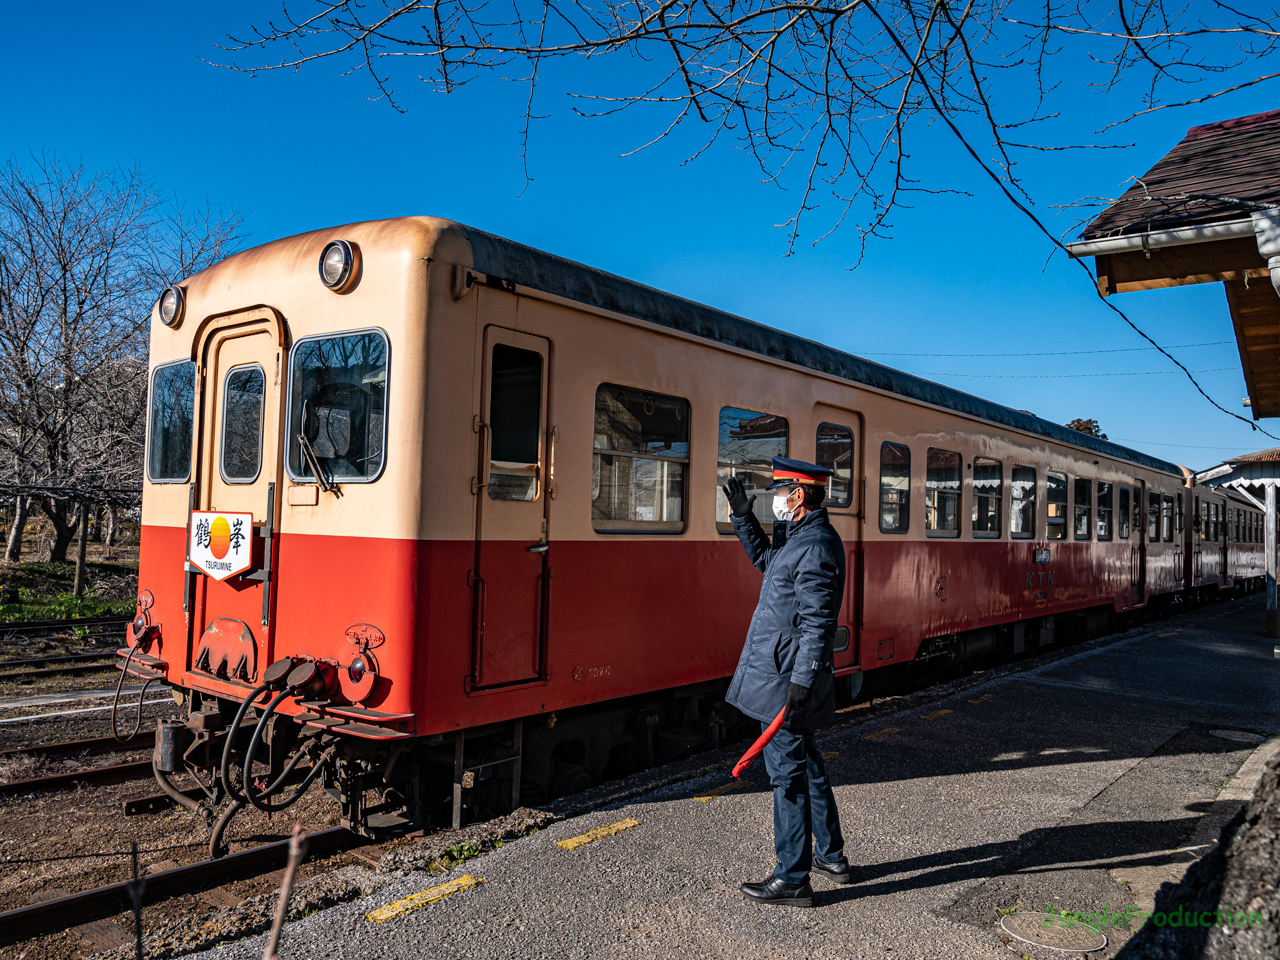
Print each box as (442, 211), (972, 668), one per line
(188, 511), (254, 581)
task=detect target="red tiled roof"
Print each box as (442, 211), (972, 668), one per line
(1229, 446), (1280, 463)
(1080, 109), (1280, 239)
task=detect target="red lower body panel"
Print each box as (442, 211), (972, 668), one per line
(137, 526), (1192, 738)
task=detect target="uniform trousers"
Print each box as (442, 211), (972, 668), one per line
(760, 721), (845, 885)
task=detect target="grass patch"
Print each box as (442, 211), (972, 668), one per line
(0, 560), (137, 622)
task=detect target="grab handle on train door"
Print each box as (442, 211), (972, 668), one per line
(547, 426), (558, 499)
(467, 570), (486, 685)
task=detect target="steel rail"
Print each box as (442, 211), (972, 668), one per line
(0, 659), (119, 680)
(0, 652), (119, 668)
(0, 614), (132, 636)
(0, 758), (153, 797)
(0, 827), (354, 946)
(0, 731), (156, 760)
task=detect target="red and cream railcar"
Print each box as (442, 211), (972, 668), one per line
(124, 218), (1262, 838)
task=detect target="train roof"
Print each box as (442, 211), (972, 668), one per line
(460, 225), (1184, 477)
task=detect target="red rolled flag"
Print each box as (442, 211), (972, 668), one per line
(732, 706), (789, 779)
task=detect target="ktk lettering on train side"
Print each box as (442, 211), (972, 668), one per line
(187, 511), (255, 581)
(1025, 569), (1055, 601)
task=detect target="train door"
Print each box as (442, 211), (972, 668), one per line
(189, 308), (286, 681)
(1132, 480), (1146, 604)
(814, 407), (862, 685)
(470, 326), (552, 690)
(1193, 494), (1203, 583)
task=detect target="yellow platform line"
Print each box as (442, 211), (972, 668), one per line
(365, 875), (484, 922)
(821, 751), (839, 760)
(968, 694), (996, 704)
(863, 727), (900, 742)
(921, 709), (953, 720)
(556, 817), (641, 849)
(693, 780), (752, 802)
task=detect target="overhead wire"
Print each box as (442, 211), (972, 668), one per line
(858, 341), (1233, 358)
(908, 367), (1235, 379)
(875, 24), (1280, 443)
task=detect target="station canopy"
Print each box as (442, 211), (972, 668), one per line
(1066, 110), (1280, 418)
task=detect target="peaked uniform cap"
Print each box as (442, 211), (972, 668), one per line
(768, 457), (833, 489)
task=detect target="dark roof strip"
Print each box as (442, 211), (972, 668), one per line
(460, 225), (1182, 476)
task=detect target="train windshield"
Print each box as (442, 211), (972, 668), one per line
(147, 360), (196, 482)
(287, 330), (388, 482)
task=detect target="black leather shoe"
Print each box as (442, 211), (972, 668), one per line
(740, 876), (814, 907)
(812, 857), (853, 884)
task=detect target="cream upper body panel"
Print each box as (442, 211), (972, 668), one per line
(142, 217), (475, 540)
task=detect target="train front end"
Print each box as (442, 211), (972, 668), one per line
(119, 219), (444, 847)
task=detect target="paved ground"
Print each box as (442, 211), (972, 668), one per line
(193, 596), (1279, 960)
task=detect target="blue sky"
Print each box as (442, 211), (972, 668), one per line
(5, 3), (1276, 469)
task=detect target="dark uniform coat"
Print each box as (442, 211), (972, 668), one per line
(725, 507), (846, 729)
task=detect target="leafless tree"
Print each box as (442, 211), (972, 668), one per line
(214, 2), (1280, 257)
(0, 155), (245, 563)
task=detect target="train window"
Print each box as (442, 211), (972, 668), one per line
(1073, 478), (1092, 539)
(220, 365), (264, 483)
(1148, 493), (1160, 543)
(487, 345), (543, 501)
(1118, 486), (1130, 539)
(716, 407), (788, 532)
(1162, 495), (1174, 542)
(925, 448), (960, 536)
(594, 385), (689, 532)
(816, 423), (854, 509)
(1097, 482), (1113, 540)
(1196, 496), (1204, 539)
(1010, 465), (1036, 538)
(1211, 502), (1219, 541)
(972, 457), (1001, 538)
(879, 442), (911, 534)
(1235, 508), (1241, 542)
(1046, 472), (1067, 540)
(287, 330), (388, 484)
(147, 360), (196, 483)
(1176, 493), (1184, 534)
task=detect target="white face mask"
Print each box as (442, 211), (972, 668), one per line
(773, 492), (795, 521)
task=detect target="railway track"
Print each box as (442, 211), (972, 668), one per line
(0, 614), (131, 640)
(0, 652), (121, 680)
(0, 826), (356, 946)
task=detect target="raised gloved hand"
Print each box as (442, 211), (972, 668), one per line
(786, 682), (811, 710)
(722, 476), (756, 518)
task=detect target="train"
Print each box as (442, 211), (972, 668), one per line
(119, 217), (1266, 850)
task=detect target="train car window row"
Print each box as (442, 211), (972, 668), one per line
(592, 384), (689, 533)
(146, 360), (196, 483)
(925, 448), (961, 537)
(1011, 465), (1036, 539)
(1047, 472), (1068, 540)
(286, 330), (388, 484)
(816, 423), (855, 509)
(1073, 478), (1093, 540)
(879, 442), (911, 533)
(972, 457), (1001, 538)
(220, 365), (265, 484)
(715, 406), (788, 532)
(1097, 482), (1113, 540)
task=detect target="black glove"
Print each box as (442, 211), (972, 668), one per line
(722, 475), (756, 518)
(786, 682), (811, 711)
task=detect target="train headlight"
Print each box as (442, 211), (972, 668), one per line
(318, 239), (358, 292)
(158, 286), (185, 327)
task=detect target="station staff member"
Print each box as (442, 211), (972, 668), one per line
(722, 457), (851, 907)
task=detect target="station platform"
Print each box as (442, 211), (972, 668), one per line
(194, 596), (1279, 960)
